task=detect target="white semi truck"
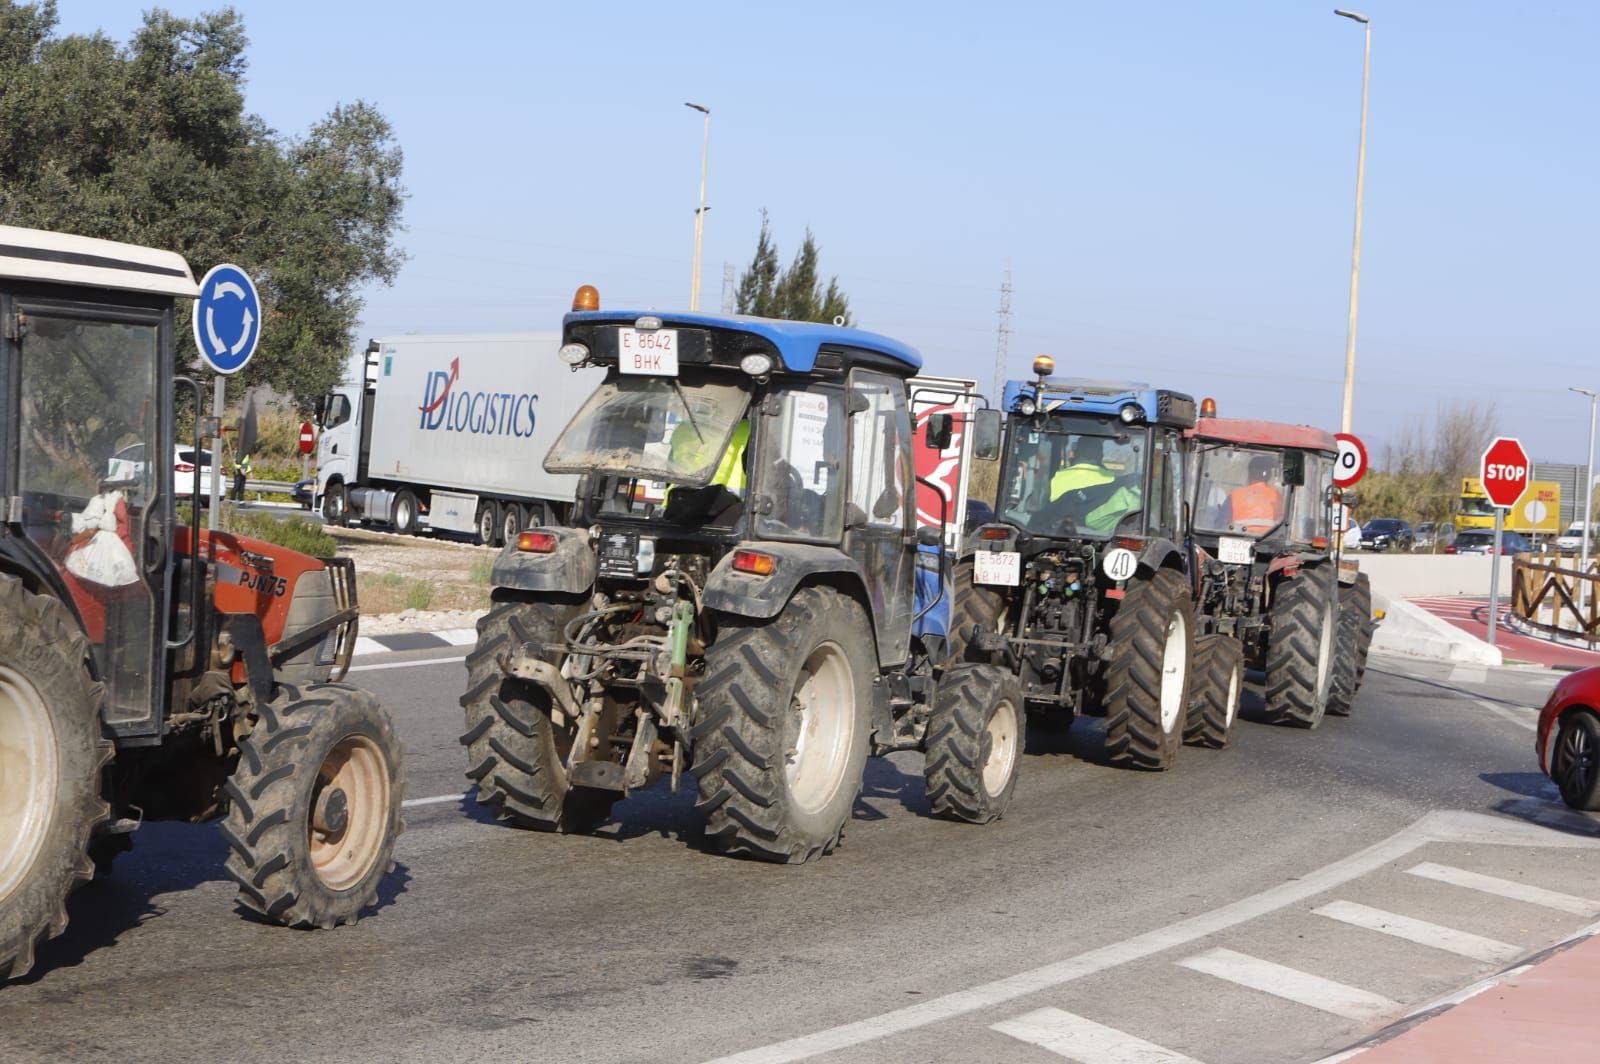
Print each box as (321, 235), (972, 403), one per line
(314, 332), (601, 544)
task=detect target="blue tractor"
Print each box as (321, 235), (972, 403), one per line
(458, 289), (1023, 863)
(953, 359), (1203, 770)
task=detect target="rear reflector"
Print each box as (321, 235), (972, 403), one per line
(732, 550), (776, 575)
(1311, 536), (1329, 548)
(517, 531), (557, 553)
(980, 527), (1010, 541)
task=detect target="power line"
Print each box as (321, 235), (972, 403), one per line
(995, 266), (1012, 402)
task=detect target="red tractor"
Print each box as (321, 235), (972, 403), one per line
(2, 226), (404, 980)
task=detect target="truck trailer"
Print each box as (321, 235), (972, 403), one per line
(315, 333), (602, 544)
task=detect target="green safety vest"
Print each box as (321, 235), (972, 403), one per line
(668, 421), (749, 495)
(1049, 463), (1140, 534)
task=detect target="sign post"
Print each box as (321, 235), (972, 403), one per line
(1480, 436), (1532, 646)
(191, 264), (262, 530)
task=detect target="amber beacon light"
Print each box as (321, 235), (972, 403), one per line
(1032, 355), (1055, 378)
(1200, 397), (1217, 418)
(571, 285), (600, 311)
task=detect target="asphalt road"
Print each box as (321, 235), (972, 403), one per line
(3, 651), (1596, 1064)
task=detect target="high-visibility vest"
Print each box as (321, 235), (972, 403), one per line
(1049, 463), (1114, 500)
(1229, 481), (1282, 532)
(667, 420), (749, 496)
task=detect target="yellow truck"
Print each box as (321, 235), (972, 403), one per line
(1458, 476), (1561, 535)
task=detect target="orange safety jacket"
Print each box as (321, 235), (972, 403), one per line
(1229, 481), (1282, 532)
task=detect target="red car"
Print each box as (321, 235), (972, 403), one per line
(1537, 668), (1600, 810)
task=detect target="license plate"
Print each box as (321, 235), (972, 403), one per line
(974, 550), (1020, 586)
(1218, 536), (1253, 565)
(618, 328), (679, 376)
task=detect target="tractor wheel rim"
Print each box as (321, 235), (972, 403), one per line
(786, 641), (853, 815)
(1559, 724), (1595, 796)
(982, 695), (1020, 796)
(0, 666), (59, 901)
(1159, 611), (1187, 733)
(309, 733), (389, 892)
(1224, 660), (1241, 729)
(1315, 598), (1336, 702)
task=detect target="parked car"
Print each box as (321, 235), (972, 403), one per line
(1414, 521), (1455, 552)
(292, 478), (316, 510)
(1537, 667), (1600, 810)
(1447, 529), (1534, 555)
(106, 443), (216, 498)
(1338, 506), (1363, 551)
(1361, 517), (1414, 552)
(1554, 521), (1592, 554)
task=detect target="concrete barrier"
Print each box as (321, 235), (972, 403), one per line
(1368, 594), (1503, 666)
(1350, 553), (1513, 602)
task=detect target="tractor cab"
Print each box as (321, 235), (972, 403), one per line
(1185, 408), (1339, 560)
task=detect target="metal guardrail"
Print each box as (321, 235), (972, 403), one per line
(1511, 553), (1600, 644)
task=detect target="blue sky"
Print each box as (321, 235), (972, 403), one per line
(51, 1), (1600, 465)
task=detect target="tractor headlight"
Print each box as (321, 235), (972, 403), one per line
(1017, 396), (1038, 416)
(558, 343), (589, 365)
(740, 352), (774, 376)
(1119, 403), (1143, 423)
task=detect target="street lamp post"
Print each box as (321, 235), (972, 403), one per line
(1334, 8), (1371, 435)
(685, 102), (711, 311)
(1571, 386), (1598, 621)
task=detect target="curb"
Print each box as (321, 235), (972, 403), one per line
(1369, 596), (1503, 667)
(353, 627), (477, 658)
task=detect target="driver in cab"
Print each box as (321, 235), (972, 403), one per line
(662, 418), (749, 524)
(1049, 436), (1141, 534)
(1228, 454), (1284, 534)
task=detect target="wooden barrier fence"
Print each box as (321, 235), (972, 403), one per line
(1511, 553), (1600, 643)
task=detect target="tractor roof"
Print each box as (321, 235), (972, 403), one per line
(563, 310), (922, 374)
(0, 225), (198, 299)
(1187, 416), (1338, 453)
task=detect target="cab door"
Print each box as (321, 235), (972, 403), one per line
(843, 369), (915, 667)
(8, 293), (173, 737)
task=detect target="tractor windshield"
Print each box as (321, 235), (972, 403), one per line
(998, 417), (1148, 539)
(545, 374), (749, 486)
(1192, 446), (1287, 539)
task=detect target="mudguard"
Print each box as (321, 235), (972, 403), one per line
(490, 526), (596, 594)
(1136, 537), (1186, 575)
(703, 542), (866, 620)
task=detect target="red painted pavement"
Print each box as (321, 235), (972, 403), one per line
(1407, 596), (1600, 670)
(1352, 929), (1600, 1063)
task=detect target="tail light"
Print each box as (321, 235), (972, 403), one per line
(517, 531), (558, 553)
(732, 549), (777, 575)
(1444, 545), (1457, 554)
(980, 526), (1010, 541)
(176, 463), (194, 473)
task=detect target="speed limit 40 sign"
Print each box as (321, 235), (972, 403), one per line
(1333, 432), (1368, 488)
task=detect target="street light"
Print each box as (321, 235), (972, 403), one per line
(685, 102), (711, 311)
(1571, 387), (1597, 614)
(1334, 8), (1371, 435)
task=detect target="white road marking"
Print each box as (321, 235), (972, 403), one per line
(1312, 900), (1523, 964)
(353, 636), (387, 657)
(702, 811), (1600, 1064)
(438, 629), (479, 646)
(1176, 948), (1399, 1022)
(1474, 697), (1537, 732)
(1406, 861), (1600, 915)
(1447, 665), (1487, 686)
(348, 654), (467, 673)
(402, 792), (466, 809)
(991, 1008), (1203, 1063)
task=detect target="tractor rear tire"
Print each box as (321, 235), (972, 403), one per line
(221, 682), (403, 929)
(1185, 633), (1243, 749)
(948, 559), (1008, 663)
(0, 577), (110, 982)
(459, 594), (616, 833)
(1263, 566), (1337, 728)
(1103, 568), (1193, 770)
(691, 587), (873, 863)
(1349, 572), (1373, 693)
(924, 664), (1024, 823)
(1327, 574), (1371, 718)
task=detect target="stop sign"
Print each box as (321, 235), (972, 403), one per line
(1480, 436), (1530, 509)
(298, 420), (316, 455)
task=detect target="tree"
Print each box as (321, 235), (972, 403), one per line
(734, 211), (852, 325)
(0, 2), (406, 402)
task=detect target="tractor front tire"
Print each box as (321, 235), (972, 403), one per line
(0, 577), (110, 981)
(691, 587), (873, 863)
(949, 559), (1007, 663)
(924, 664), (1024, 823)
(1103, 568), (1194, 770)
(221, 683), (403, 929)
(1185, 633), (1243, 749)
(460, 594), (616, 833)
(1263, 566), (1338, 728)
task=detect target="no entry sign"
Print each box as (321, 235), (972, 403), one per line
(1480, 436), (1531, 509)
(298, 421), (316, 455)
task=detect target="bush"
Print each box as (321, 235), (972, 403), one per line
(403, 579), (435, 610)
(224, 510), (338, 557)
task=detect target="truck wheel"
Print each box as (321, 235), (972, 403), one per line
(323, 483), (349, 528)
(221, 683), (403, 928)
(499, 502), (526, 547)
(924, 664), (1023, 823)
(0, 577), (111, 981)
(1552, 711), (1600, 811)
(1103, 568), (1193, 770)
(1184, 633), (1242, 749)
(391, 490), (418, 535)
(1263, 566), (1337, 728)
(948, 560), (1007, 662)
(475, 500), (500, 547)
(459, 594), (616, 832)
(691, 586), (873, 862)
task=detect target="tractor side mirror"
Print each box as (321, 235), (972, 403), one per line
(972, 408), (1002, 461)
(925, 413), (953, 450)
(1282, 449), (1306, 487)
